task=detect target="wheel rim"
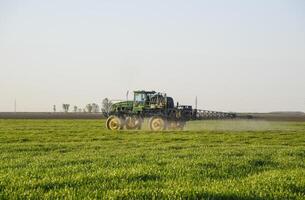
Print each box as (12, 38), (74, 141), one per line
(168, 121), (178, 129)
(126, 117), (137, 129)
(107, 117), (121, 130)
(151, 118), (165, 131)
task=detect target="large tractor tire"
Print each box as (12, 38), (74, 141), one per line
(125, 116), (142, 130)
(167, 121), (179, 130)
(167, 121), (185, 130)
(149, 116), (166, 131)
(176, 121), (186, 130)
(106, 115), (124, 130)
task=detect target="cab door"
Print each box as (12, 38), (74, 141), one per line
(133, 93), (146, 113)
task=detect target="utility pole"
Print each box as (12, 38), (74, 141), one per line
(14, 99), (16, 112)
(195, 96), (198, 110)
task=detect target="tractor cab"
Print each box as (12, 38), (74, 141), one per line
(133, 90), (170, 112)
(133, 91), (156, 112)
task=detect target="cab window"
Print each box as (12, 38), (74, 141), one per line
(134, 93), (145, 102)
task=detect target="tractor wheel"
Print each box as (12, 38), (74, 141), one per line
(177, 121), (186, 130)
(167, 121), (185, 130)
(167, 121), (179, 130)
(149, 116), (166, 131)
(106, 115), (123, 130)
(125, 116), (142, 130)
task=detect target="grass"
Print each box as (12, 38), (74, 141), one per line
(0, 119), (304, 199)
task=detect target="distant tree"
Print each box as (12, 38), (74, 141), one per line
(102, 98), (112, 117)
(92, 103), (99, 113)
(73, 106), (78, 112)
(78, 108), (82, 112)
(86, 104), (93, 113)
(62, 104), (70, 112)
(53, 105), (56, 112)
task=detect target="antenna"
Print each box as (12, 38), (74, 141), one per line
(195, 96), (197, 110)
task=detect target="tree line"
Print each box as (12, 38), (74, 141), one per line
(53, 98), (112, 116)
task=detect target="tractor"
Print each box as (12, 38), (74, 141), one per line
(106, 90), (193, 131)
(105, 90), (237, 131)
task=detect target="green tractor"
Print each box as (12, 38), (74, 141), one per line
(106, 90), (193, 131)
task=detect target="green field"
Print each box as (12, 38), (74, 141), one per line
(0, 119), (304, 199)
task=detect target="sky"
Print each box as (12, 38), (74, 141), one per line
(0, 0), (305, 112)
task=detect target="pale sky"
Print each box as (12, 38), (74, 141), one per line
(0, 0), (304, 112)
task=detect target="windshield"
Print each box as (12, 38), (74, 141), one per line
(134, 93), (145, 102)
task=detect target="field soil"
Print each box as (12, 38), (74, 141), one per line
(0, 119), (304, 199)
(240, 112), (305, 122)
(1, 112), (305, 121)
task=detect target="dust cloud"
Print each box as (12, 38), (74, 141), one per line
(184, 120), (289, 132)
(135, 119), (289, 132)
